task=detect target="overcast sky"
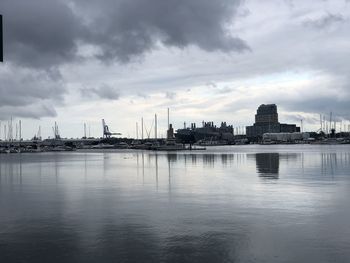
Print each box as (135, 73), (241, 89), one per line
(0, 0), (350, 139)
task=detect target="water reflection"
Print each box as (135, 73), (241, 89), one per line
(254, 153), (280, 179)
(1, 148), (350, 263)
(147, 152), (247, 168)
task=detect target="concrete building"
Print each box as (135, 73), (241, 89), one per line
(246, 104), (300, 141)
(262, 132), (310, 143)
(167, 124), (174, 139)
(176, 121), (234, 143)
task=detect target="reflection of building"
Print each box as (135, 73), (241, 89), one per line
(246, 104), (300, 141)
(255, 153), (280, 178)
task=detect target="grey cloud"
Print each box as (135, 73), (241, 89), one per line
(303, 13), (345, 29)
(0, 0), (249, 68)
(281, 113), (319, 125)
(0, 103), (57, 120)
(206, 82), (217, 89)
(137, 92), (150, 99)
(0, 67), (66, 107)
(0, 0), (249, 120)
(82, 84), (120, 100)
(281, 98), (350, 120)
(165, 91), (176, 99)
(0, 0), (84, 68)
(80, 0), (249, 63)
(217, 86), (233, 94)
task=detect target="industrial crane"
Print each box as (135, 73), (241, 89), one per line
(102, 119), (121, 138)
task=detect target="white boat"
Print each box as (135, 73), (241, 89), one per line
(154, 139), (184, 151)
(91, 144), (115, 149)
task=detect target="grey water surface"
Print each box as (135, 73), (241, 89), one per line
(0, 145), (350, 263)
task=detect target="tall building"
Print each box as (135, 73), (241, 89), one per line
(255, 104), (278, 124)
(246, 104), (300, 140)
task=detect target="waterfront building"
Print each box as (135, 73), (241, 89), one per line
(246, 104), (300, 141)
(176, 121), (234, 143)
(167, 124), (174, 139)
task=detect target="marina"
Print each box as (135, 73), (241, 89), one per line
(1, 105), (349, 154)
(1, 1), (350, 262)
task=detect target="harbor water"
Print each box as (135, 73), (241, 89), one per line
(0, 145), (350, 262)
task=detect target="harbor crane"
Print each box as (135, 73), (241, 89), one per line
(102, 119), (121, 138)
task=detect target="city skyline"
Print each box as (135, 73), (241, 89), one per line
(0, 0), (350, 138)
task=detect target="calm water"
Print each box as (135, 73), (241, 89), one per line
(0, 145), (350, 263)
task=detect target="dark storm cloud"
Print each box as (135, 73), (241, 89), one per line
(0, 0), (248, 68)
(0, 0), (247, 119)
(79, 0), (249, 63)
(0, 0), (84, 68)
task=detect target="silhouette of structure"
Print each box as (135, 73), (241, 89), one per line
(246, 104), (300, 141)
(102, 119), (121, 138)
(176, 121), (234, 143)
(167, 124), (174, 139)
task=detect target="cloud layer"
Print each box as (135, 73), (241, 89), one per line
(0, 0), (349, 138)
(1, 0), (247, 67)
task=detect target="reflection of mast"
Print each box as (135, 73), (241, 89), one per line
(155, 153), (158, 189)
(136, 152), (139, 177)
(19, 154), (22, 184)
(168, 156), (171, 193)
(84, 153), (87, 180)
(142, 152), (145, 184)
